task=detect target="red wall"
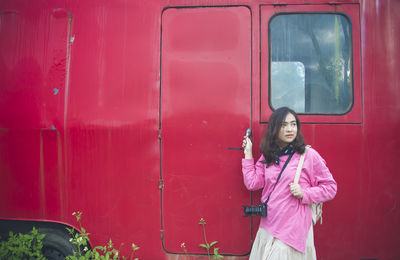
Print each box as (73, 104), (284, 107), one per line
(0, 0), (399, 259)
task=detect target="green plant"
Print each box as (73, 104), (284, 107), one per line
(91, 239), (121, 260)
(129, 243), (140, 260)
(66, 211), (92, 259)
(66, 211), (140, 260)
(198, 218), (223, 260)
(0, 227), (46, 260)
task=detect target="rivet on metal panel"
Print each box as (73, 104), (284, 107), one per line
(70, 35), (75, 44)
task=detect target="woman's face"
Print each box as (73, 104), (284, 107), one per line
(278, 112), (298, 146)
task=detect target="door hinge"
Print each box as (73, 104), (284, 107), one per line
(159, 179), (164, 190)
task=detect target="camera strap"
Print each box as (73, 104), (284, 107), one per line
(264, 152), (294, 205)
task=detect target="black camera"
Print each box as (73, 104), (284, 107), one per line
(242, 203), (267, 217)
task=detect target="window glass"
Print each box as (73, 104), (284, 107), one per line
(269, 14), (352, 114)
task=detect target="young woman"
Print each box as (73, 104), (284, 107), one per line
(242, 107), (337, 260)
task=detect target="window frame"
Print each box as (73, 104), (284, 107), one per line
(260, 4), (362, 124)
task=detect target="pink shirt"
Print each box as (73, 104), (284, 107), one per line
(242, 147), (337, 253)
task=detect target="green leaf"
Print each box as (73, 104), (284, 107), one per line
(85, 250), (92, 258)
(31, 227), (38, 235)
(199, 244), (209, 249)
(209, 241), (218, 247)
(213, 247), (224, 259)
(132, 243), (140, 251)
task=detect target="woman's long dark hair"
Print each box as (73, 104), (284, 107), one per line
(260, 107), (306, 166)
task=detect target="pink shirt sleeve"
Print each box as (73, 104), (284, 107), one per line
(300, 148), (337, 205)
(242, 155), (266, 191)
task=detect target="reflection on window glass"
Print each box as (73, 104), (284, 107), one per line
(271, 62), (305, 112)
(269, 14), (352, 114)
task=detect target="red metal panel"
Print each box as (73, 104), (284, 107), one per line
(58, 2), (163, 258)
(0, 7), (71, 219)
(0, 8), (71, 129)
(0, 0), (399, 259)
(358, 0), (400, 259)
(0, 3), (164, 259)
(161, 6), (252, 255)
(301, 123), (364, 260)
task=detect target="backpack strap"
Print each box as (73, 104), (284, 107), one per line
(294, 145), (311, 184)
(294, 145), (324, 225)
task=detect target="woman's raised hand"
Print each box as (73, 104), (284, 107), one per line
(242, 136), (253, 159)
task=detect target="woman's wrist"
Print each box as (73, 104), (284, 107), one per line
(244, 152), (253, 159)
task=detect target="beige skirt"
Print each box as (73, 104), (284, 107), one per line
(249, 227), (316, 260)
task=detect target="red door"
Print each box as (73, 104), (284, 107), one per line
(160, 6), (252, 256)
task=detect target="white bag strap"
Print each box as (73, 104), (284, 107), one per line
(294, 145), (311, 184)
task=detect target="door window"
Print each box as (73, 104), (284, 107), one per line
(270, 14), (352, 114)
(260, 4), (361, 123)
